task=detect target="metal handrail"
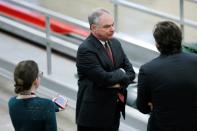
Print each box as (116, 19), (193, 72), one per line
(186, 0), (197, 3)
(5, 0), (89, 75)
(6, 0), (89, 30)
(111, 0), (197, 32)
(4, 0), (197, 75)
(9, 0), (197, 33)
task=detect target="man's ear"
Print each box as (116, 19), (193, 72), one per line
(91, 24), (97, 31)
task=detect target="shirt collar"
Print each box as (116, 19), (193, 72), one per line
(99, 40), (105, 46)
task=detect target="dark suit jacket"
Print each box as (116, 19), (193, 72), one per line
(137, 52), (197, 131)
(76, 34), (135, 127)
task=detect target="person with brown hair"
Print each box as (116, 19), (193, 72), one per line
(8, 60), (58, 131)
(137, 21), (197, 131)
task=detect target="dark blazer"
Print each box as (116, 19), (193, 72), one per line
(76, 34), (135, 127)
(137, 52), (197, 131)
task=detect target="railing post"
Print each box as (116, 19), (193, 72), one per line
(113, 0), (119, 32)
(180, 0), (184, 41)
(46, 15), (52, 75)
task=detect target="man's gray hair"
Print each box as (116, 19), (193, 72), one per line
(88, 8), (111, 26)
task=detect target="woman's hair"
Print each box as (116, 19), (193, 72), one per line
(153, 21), (182, 55)
(14, 60), (39, 94)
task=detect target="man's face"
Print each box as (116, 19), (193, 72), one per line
(92, 13), (115, 41)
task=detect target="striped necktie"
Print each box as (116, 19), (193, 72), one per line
(104, 41), (114, 64)
(105, 42), (124, 103)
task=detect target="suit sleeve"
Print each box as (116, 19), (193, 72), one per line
(76, 45), (129, 86)
(137, 66), (151, 114)
(120, 47), (136, 86)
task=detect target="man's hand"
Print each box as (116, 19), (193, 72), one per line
(120, 68), (125, 73)
(112, 83), (122, 88)
(148, 102), (153, 111)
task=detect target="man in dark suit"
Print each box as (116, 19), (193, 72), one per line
(76, 8), (135, 131)
(137, 21), (197, 131)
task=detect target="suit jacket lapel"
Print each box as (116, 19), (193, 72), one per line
(90, 34), (114, 69)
